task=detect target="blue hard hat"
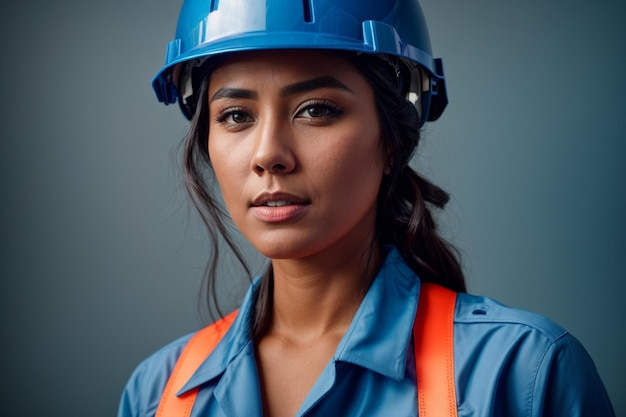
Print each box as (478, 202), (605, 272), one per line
(152, 0), (448, 124)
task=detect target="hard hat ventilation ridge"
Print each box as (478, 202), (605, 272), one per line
(303, 0), (314, 23)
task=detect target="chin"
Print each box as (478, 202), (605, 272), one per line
(251, 236), (326, 261)
(255, 245), (312, 261)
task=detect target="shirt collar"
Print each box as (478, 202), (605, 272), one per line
(178, 245), (421, 395)
(334, 245), (420, 380)
(177, 277), (261, 396)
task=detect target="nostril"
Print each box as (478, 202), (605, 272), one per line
(254, 163), (287, 175)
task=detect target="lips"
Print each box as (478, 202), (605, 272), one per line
(262, 200), (291, 207)
(251, 192), (309, 207)
(250, 192), (310, 223)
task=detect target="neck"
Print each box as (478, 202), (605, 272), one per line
(266, 242), (382, 341)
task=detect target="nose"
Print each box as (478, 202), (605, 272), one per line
(250, 118), (296, 175)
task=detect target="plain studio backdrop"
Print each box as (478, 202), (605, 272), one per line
(0, 1), (624, 415)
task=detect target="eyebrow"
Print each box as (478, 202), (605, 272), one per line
(209, 88), (257, 103)
(279, 76), (353, 97)
(209, 76), (353, 103)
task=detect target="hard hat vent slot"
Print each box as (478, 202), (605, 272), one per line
(303, 0), (314, 23)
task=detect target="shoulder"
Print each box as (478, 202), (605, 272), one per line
(117, 309), (246, 417)
(452, 291), (571, 373)
(451, 292), (615, 415)
(117, 332), (194, 417)
(454, 292), (567, 341)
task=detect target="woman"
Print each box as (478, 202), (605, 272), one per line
(119, 0), (615, 416)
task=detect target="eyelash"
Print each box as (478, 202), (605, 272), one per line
(214, 107), (251, 125)
(295, 99), (343, 119)
(213, 99), (343, 127)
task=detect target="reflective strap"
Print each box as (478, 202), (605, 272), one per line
(414, 283), (458, 417)
(157, 283), (458, 417)
(155, 310), (238, 417)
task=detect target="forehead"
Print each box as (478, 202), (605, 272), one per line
(208, 49), (364, 88)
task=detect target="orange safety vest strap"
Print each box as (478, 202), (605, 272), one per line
(155, 310), (238, 417)
(414, 282), (458, 417)
(156, 284), (457, 417)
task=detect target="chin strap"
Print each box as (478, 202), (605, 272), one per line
(156, 283), (458, 416)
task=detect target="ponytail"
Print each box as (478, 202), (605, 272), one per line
(353, 54), (466, 292)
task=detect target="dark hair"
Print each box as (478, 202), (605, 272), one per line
(180, 52), (465, 334)
(351, 53), (466, 293)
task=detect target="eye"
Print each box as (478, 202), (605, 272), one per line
(302, 106), (331, 118)
(215, 108), (254, 125)
(295, 100), (342, 120)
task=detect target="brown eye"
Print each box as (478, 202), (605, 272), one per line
(305, 106), (331, 118)
(296, 100), (343, 120)
(215, 109), (254, 125)
(232, 112), (252, 123)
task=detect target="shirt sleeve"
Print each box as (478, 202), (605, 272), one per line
(532, 333), (615, 417)
(117, 365), (144, 417)
(117, 335), (191, 417)
(116, 356), (170, 417)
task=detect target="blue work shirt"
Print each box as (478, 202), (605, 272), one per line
(118, 246), (615, 416)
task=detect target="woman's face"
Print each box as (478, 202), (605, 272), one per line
(207, 50), (387, 260)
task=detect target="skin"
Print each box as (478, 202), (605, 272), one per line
(207, 50), (389, 417)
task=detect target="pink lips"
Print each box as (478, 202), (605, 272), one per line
(250, 192), (310, 223)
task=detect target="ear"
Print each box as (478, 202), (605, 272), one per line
(383, 158), (393, 175)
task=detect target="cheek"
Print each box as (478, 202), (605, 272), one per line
(331, 122), (385, 177)
(208, 138), (247, 210)
(317, 129), (385, 202)
(208, 141), (223, 179)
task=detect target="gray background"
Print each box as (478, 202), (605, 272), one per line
(1, 0), (624, 415)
